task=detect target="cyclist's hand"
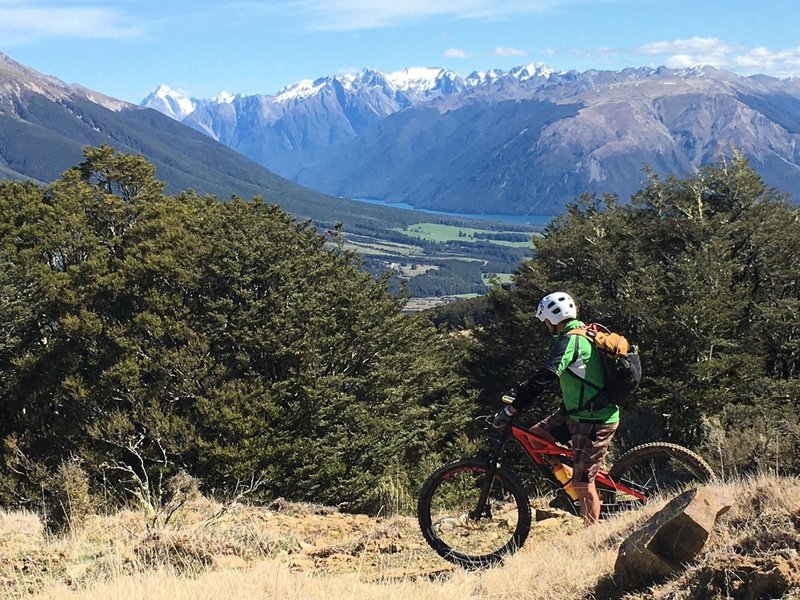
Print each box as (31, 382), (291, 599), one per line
(493, 405), (517, 429)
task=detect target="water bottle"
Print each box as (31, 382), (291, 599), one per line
(552, 463), (579, 500)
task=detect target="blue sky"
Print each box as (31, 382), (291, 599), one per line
(2, 0), (799, 103)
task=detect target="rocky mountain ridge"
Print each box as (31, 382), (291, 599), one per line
(140, 63), (559, 180)
(0, 51), (420, 228)
(0, 52), (128, 114)
(143, 63), (800, 214)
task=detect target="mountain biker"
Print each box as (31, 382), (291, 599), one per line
(493, 291), (619, 525)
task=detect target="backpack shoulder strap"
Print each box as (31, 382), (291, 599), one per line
(562, 327), (604, 416)
(566, 324), (592, 341)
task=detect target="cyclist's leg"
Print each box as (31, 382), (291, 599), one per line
(530, 409), (570, 448)
(571, 483), (600, 525)
(569, 422), (618, 525)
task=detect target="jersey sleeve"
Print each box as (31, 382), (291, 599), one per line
(541, 334), (571, 375)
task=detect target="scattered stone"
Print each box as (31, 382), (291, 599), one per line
(694, 554), (800, 599)
(538, 518), (565, 530)
(375, 539), (401, 554)
(64, 562), (90, 584)
(298, 541), (316, 553)
(313, 538), (329, 549)
(267, 498), (289, 512)
(288, 557), (316, 572)
(313, 506), (337, 516)
(535, 507), (571, 521)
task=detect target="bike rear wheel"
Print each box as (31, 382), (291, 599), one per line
(607, 442), (716, 507)
(417, 457), (532, 569)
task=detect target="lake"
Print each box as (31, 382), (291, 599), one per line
(352, 198), (554, 226)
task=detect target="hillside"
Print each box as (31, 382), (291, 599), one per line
(0, 51), (411, 227)
(0, 51), (537, 296)
(1, 476), (798, 599)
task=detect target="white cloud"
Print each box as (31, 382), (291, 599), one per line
(494, 47), (528, 57)
(636, 36), (733, 69)
(287, 0), (573, 31)
(0, 2), (143, 43)
(444, 48), (470, 59)
(733, 46), (800, 77)
(635, 36), (800, 77)
(637, 36), (732, 56)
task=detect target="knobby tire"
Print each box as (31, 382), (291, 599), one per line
(417, 457), (532, 569)
(608, 441), (716, 503)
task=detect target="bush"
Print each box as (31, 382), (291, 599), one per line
(0, 147), (477, 513)
(470, 155), (800, 473)
(45, 456), (94, 535)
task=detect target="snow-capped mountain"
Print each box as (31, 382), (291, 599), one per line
(273, 67), (465, 102)
(142, 63), (557, 120)
(140, 85), (197, 121)
(140, 63), (800, 214)
(140, 63), (560, 177)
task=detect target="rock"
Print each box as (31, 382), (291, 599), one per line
(288, 557), (316, 572)
(741, 555), (800, 599)
(694, 554), (800, 599)
(298, 541), (316, 553)
(267, 497), (289, 512)
(375, 539), (400, 554)
(614, 487), (733, 588)
(535, 507), (570, 521)
(64, 562), (90, 584)
(535, 517), (563, 529)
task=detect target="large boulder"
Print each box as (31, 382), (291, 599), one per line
(614, 487), (734, 587)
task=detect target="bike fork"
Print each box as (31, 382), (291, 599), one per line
(469, 426), (510, 520)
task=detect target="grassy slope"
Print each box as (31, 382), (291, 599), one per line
(2, 475), (798, 599)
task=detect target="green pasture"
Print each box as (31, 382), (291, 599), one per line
(482, 273), (514, 285)
(396, 223), (533, 248)
(333, 238), (422, 256)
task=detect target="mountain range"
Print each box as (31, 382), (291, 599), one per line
(0, 51), (427, 231)
(0, 51), (541, 298)
(143, 64), (800, 214)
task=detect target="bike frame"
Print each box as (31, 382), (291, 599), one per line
(470, 418), (646, 520)
(510, 423), (646, 500)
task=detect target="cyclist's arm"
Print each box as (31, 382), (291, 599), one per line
(510, 335), (569, 411)
(510, 369), (557, 411)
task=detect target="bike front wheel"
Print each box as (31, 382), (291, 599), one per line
(417, 457), (532, 569)
(607, 442), (716, 507)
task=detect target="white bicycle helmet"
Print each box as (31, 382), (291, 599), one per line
(536, 292), (577, 323)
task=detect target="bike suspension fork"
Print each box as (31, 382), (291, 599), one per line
(469, 426), (511, 520)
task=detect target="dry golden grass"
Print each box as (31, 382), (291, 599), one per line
(1, 474), (798, 600)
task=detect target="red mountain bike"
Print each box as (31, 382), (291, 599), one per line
(417, 414), (715, 569)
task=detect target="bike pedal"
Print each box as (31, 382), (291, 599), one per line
(548, 491), (578, 514)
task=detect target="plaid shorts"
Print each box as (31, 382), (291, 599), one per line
(535, 410), (619, 484)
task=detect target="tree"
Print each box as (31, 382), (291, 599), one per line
(0, 148), (477, 513)
(470, 155), (800, 472)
